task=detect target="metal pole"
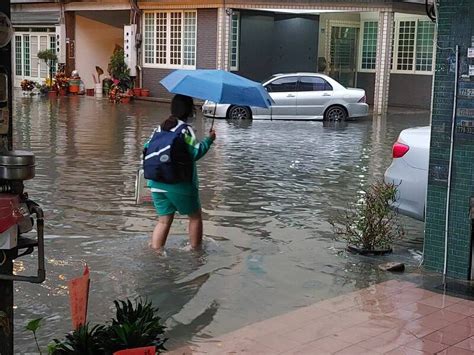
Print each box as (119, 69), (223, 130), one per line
(0, 1), (14, 353)
(443, 45), (459, 282)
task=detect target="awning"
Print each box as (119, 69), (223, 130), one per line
(11, 11), (60, 26)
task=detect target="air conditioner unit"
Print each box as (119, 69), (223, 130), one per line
(55, 24), (66, 64)
(124, 24), (137, 77)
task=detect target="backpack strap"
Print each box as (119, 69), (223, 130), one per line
(170, 120), (188, 133)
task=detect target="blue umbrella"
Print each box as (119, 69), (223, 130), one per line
(160, 69), (273, 109)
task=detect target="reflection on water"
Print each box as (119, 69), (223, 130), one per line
(12, 96), (428, 350)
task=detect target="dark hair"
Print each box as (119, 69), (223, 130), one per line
(171, 94), (194, 120)
(161, 94), (194, 131)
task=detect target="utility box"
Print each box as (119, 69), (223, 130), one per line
(124, 24), (137, 77)
(55, 24), (66, 64)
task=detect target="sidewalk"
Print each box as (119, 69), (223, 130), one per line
(168, 280), (474, 354)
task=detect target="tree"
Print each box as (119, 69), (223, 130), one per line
(37, 49), (58, 89)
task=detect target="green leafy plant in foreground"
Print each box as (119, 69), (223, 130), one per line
(25, 317), (43, 355)
(102, 299), (167, 353)
(329, 180), (404, 251)
(28, 298), (167, 354)
(49, 323), (107, 355)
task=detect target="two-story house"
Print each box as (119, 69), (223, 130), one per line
(11, 0), (133, 89)
(12, 1), (436, 113)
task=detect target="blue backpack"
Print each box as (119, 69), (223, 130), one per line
(143, 122), (193, 184)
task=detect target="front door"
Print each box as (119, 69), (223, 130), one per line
(13, 31), (56, 87)
(329, 25), (359, 88)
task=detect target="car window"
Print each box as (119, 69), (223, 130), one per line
(298, 77), (333, 92)
(265, 77), (298, 93)
(261, 74), (280, 84)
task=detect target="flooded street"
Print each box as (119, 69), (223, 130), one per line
(12, 95), (428, 351)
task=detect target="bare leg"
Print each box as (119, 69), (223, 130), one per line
(151, 214), (174, 250)
(188, 210), (203, 249)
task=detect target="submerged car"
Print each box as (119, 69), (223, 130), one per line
(202, 73), (369, 121)
(384, 126), (430, 221)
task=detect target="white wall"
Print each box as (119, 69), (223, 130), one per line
(75, 15), (123, 89)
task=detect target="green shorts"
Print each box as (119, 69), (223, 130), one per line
(151, 191), (201, 216)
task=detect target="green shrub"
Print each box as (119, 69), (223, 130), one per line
(27, 298), (167, 354)
(49, 324), (107, 355)
(108, 47), (132, 92)
(103, 299), (167, 352)
(330, 180), (404, 251)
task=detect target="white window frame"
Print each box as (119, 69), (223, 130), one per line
(229, 11), (240, 71)
(12, 28), (56, 86)
(395, 19), (435, 75)
(142, 10), (197, 69)
(358, 16), (436, 75)
(358, 21), (378, 73)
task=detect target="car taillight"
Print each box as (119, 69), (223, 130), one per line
(393, 142), (410, 158)
(358, 95), (366, 103)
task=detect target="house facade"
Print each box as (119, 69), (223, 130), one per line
(10, 0), (62, 87)
(11, 0), (435, 113)
(137, 0), (436, 113)
(10, 0), (133, 89)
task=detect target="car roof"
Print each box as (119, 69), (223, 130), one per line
(265, 73), (344, 89)
(272, 72), (330, 78)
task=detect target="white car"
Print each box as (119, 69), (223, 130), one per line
(384, 126), (430, 221)
(202, 73), (369, 121)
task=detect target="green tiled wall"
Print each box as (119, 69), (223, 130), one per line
(424, 0), (474, 279)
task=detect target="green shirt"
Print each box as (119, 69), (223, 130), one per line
(144, 121), (213, 196)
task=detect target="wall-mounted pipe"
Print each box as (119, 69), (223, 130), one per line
(443, 45), (459, 281)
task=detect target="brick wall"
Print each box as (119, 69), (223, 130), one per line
(196, 8), (217, 69)
(142, 68), (174, 99)
(357, 72), (432, 108)
(142, 8), (218, 99)
(424, 0), (474, 279)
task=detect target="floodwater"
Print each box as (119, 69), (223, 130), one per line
(11, 95), (428, 351)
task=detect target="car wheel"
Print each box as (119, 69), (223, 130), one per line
(324, 106), (347, 121)
(228, 106), (251, 120)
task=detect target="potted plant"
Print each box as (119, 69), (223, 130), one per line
(329, 180), (404, 255)
(26, 298), (167, 354)
(20, 79), (37, 95)
(36, 83), (49, 96)
(120, 93), (132, 104)
(54, 72), (69, 96)
(102, 78), (113, 96)
(120, 89), (133, 103)
(133, 86), (142, 97)
(108, 81), (121, 103)
(37, 49), (58, 91)
(107, 46), (132, 102)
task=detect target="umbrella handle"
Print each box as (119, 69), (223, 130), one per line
(210, 102), (217, 132)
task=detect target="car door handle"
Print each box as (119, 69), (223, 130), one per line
(322, 93), (331, 97)
(287, 94), (296, 98)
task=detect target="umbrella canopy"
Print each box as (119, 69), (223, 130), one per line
(160, 69), (273, 108)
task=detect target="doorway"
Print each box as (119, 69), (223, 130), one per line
(328, 23), (359, 88)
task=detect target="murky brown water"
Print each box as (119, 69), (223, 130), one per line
(11, 95), (428, 351)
